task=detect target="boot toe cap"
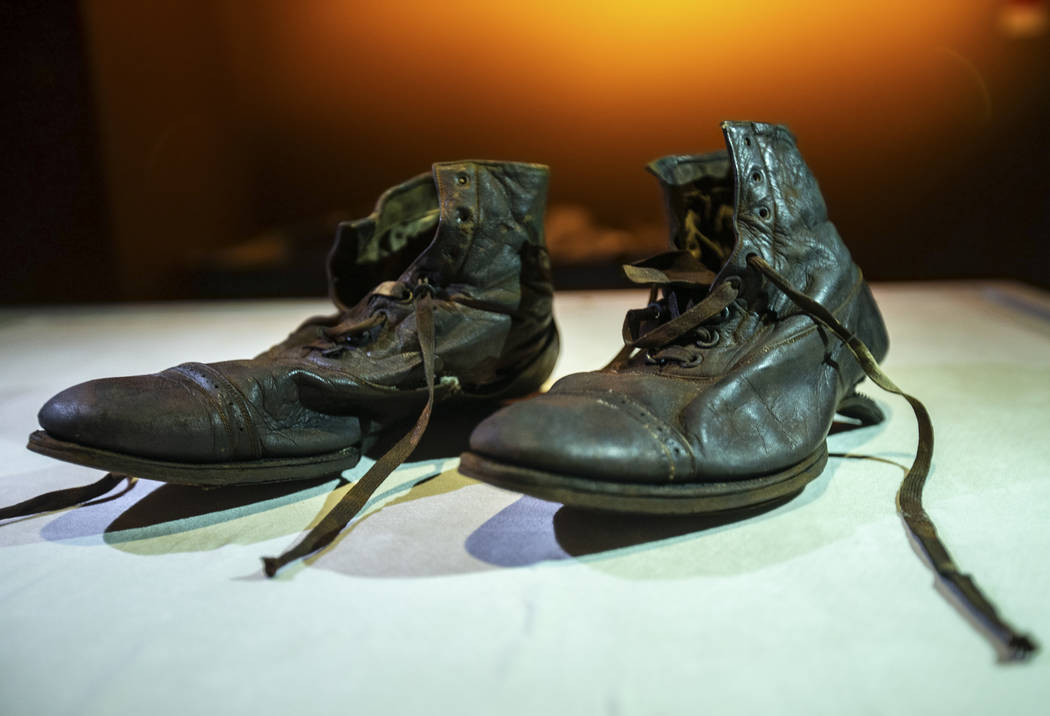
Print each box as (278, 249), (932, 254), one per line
(468, 393), (686, 484)
(38, 375), (221, 462)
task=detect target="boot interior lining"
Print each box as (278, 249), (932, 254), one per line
(328, 179), (441, 309)
(359, 179), (440, 268)
(679, 174), (735, 274)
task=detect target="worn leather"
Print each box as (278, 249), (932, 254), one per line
(469, 121), (889, 483)
(38, 161), (556, 464)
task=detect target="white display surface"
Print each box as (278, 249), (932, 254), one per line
(1, 283), (1048, 715)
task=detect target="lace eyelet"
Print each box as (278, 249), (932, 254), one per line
(695, 327), (720, 349)
(413, 276), (439, 299)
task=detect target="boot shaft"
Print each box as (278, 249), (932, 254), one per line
(649, 121), (860, 314)
(327, 160), (550, 313)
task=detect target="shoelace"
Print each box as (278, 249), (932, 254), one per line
(747, 255), (1037, 662)
(606, 264), (738, 370)
(0, 473), (135, 520)
(261, 280), (441, 576)
(262, 276), (535, 574)
(612, 252), (1037, 661)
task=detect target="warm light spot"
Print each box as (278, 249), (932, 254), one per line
(230, 0), (991, 135)
(999, 0), (1048, 36)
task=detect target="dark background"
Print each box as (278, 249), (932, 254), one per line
(2, 0), (1049, 304)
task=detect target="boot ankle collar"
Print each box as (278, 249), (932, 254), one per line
(721, 120), (828, 242)
(719, 121), (834, 287)
(646, 151), (730, 186)
(432, 162), (482, 280)
(421, 160), (550, 287)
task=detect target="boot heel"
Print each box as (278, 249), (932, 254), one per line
(836, 390), (884, 426)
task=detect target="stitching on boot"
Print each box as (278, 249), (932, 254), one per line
(172, 363), (263, 460)
(200, 365), (265, 460)
(556, 388), (692, 481)
(731, 269), (866, 372)
(166, 365), (237, 454)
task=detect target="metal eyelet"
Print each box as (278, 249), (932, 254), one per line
(456, 174), (469, 186)
(758, 207), (770, 219)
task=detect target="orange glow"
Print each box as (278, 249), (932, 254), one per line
(234, 1), (990, 119)
(82, 0), (1045, 295)
(222, 0), (1012, 185)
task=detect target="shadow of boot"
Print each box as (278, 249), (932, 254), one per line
(363, 399), (504, 462)
(551, 492), (799, 557)
(103, 476), (341, 551)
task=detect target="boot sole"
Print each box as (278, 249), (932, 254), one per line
(458, 390), (884, 515)
(458, 443), (829, 515)
(26, 430), (362, 488)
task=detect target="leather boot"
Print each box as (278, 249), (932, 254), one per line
(12, 160), (559, 572)
(461, 122), (1036, 661)
(462, 123), (887, 511)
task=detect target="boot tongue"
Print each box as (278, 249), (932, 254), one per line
(622, 250), (719, 288)
(620, 250), (723, 353)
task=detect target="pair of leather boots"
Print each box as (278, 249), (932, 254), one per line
(3, 121), (1035, 659)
